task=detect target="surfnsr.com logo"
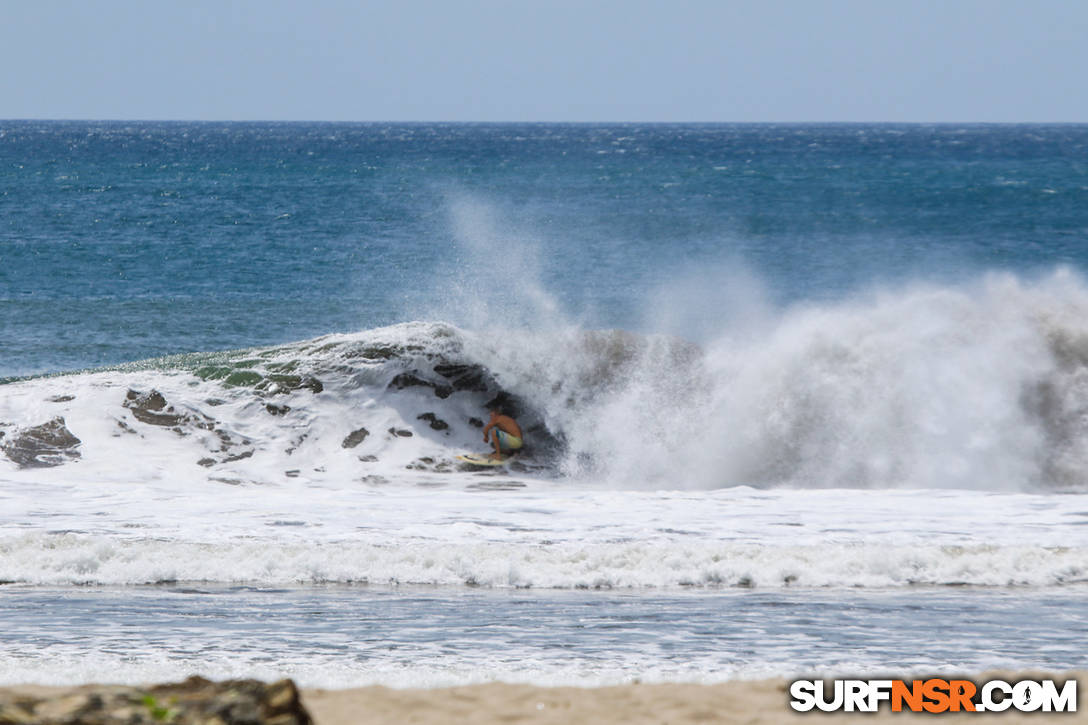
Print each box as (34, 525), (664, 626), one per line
(789, 678), (1077, 713)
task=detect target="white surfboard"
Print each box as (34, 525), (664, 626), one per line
(456, 453), (509, 467)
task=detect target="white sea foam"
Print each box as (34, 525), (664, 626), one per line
(1, 477), (1085, 588)
(1, 532), (1084, 589)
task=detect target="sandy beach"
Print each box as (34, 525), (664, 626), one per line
(1, 673), (1083, 723)
(302, 676), (1087, 724)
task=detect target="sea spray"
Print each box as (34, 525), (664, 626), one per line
(456, 269), (1088, 491)
(430, 193), (570, 332)
(576, 270), (1088, 489)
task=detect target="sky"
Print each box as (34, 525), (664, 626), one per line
(2, 0), (1087, 122)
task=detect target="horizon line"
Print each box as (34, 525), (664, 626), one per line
(3, 118), (1087, 126)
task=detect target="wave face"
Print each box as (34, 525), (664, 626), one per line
(4, 271), (1088, 492)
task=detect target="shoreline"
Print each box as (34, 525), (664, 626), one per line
(3, 674), (1084, 724)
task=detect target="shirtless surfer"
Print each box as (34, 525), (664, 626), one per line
(482, 405), (523, 461)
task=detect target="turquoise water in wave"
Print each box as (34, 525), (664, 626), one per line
(3, 122), (1087, 376)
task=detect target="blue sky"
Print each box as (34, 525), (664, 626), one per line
(3, 0), (1086, 122)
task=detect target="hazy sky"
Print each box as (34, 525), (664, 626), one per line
(3, 0), (1086, 122)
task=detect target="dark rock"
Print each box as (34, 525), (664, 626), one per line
(0, 676), (312, 724)
(468, 417), (484, 428)
(358, 455), (378, 462)
(209, 476), (247, 486)
(341, 428), (369, 448)
(388, 372), (453, 399)
(114, 419), (138, 436)
(192, 428), (256, 468)
(47, 394), (76, 403)
(214, 430), (240, 450)
(433, 363), (490, 392)
(257, 375), (324, 395)
(265, 403), (291, 416)
(388, 427), (413, 437)
(126, 389), (166, 410)
(124, 390), (214, 431)
(417, 412), (449, 431)
(405, 456), (455, 473)
(2, 417), (82, 468)
(286, 433), (309, 455)
(389, 372), (430, 390)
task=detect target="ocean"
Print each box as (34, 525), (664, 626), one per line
(1, 122), (1087, 688)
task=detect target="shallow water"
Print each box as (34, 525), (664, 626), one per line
(3, 584), (1085, 688)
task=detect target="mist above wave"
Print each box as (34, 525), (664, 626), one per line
(476, 268), (1088, 491)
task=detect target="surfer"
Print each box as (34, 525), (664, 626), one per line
(482, 405), (523, 461)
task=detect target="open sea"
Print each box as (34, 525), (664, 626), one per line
(1, 122), (1087, 688)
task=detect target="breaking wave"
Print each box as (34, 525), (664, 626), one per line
(3, 270), (1088, 491)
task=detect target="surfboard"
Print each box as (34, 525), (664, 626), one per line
(456, 453), (509, 466)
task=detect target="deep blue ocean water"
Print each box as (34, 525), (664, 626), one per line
(4, 122), (1087, 376)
